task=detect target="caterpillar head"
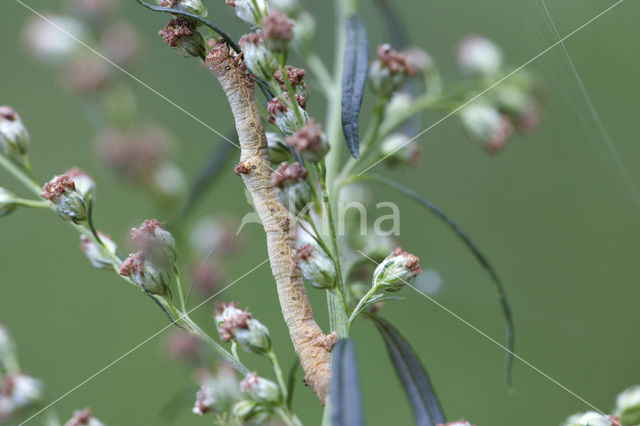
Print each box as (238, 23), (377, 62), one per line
(205, 42), (235, 76)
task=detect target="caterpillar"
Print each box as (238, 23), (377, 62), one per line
(205, 42), (336, 403)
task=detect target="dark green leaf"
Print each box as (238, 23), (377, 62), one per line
(341, 16), (369, 159)
(361, 174), (515, 386)
(370, 315), (445, 426)
(330, 338), (364, 426)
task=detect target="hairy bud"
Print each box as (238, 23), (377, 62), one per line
(0, 374), (43, 418)
(369, 44), (415, 97)
(379, 133), (420, 167)
(80, 233), (117, 270)
(0, 106), (29, 159)
(41, 174), (88, 223)
(226, 0), (270, 28)
(159, 17), (206, 58)
(130, 219), (176, 265)
(294, 243), (336, 289)
(158, 0), (208, 19)
(119, 251), (170, 295)
(457, 36), (502, 77)
(459, 102), (513, 153)
(285, 119), (328, 162)
(192, 366), (240, 415)
(272, 162), (311, 215)
(373, 248), (422, 292)
(64, 407), (105, 426)
(240, 372), (281, 406)
(214, 303), (272, 354)
(614, 385), (640, 425)
(562, 412), (620, 426)
(266, 132), (292, 164)
(238, 32), (278, 81)
(267, 94), (308, 134)
(65, 167), (96, 202)
(231, 399), (261, 421)
(261, 10), (294, 52)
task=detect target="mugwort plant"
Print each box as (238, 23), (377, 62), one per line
(3, 0), (636, 425)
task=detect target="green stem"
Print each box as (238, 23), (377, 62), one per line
(275, 407), (302, 426)
(267, 350), (289, 402)
(348, 286), (378, 324)
(327, 289), (348, 337)
(13, 198), (51, 209)
(0, 155), (41, 196)
(173, 263), (186, 312)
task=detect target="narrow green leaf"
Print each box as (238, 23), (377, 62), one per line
(370, 315), (445, 426)
(341, 16), (369, 159)
(330, 338), (364, 426)
(361, 174), (515, 386)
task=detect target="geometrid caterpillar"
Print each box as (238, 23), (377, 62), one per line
(206, 42), (336, 403)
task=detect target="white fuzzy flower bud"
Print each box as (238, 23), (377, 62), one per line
(80, 233), (117, 270)
(227, 0), (270, 28)
(457, 36), (503, 77)
(231, 399), (260, 420)
(614, 385), (640, 425)
(238, 32), (278, 82)
(562, 411), (619, 426)
(459, 101), (513, 153)
(2, 374), (44, 409)
(64, 408), (105, 426)
(379, 133), (420, 167)
(119, 251), (170, 295)
(373, 248), (422, 292)
(214, 303), (271, 354)
(158, 0), (208, 19)
(23, 15), (86, 63)
(41, 174), (88, 224)
(294, 243), (336, 289)
(130, 219), (176, 265)
(0, 107), (29, 158)
(240, 372), (281, 406)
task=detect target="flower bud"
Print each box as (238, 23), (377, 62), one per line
(267, 94), (308, 134)
(22, 15), (86, 63)
(64, 407), (105, 426)
(238, 32), (278, 81)
(369, 44), (415, 97)
(41, 174), (88, 223)
(158, 0), (208, 19)
(130, 219), (176, 264)
(80, 233), (117, 270)
(158, 17), (206, 58)
(240, 372), (281, 406)
(0, 188), (18, 217)
(226, 0), (270, 28)
(457, 36), (502, 77)
(273, 65), (307, 97)
(562, 411), (619, 426)
(231, 400), (260, 421)
(0, 106), (29, 158)
(379, 133), (420, 167)
(285, 119), (329, 162)
(119, 251), (170, 295)
(271, 162), (311, 215)
(373, 248), (422, 292)
(214, 303), (271, 354)
(151, 162), (187, 202)
(614, 385), (640, 425)
(266, 132), (292, 164)
(294, 243), (336, 289)
(459, 101), (513, 153)
(0, 374), (43, 412)
(65, 167), (96, 202)
(192, 366), (240, 415)
(291, 11), (315, 51)
(261, 10), (294, 52)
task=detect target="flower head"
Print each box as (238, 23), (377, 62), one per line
(130, 218), (176, 264)
(0, 106), (29, 158)
(373, 247), (422, 292)
(267, 94), (308, 134)
(226, 0), (270, 28)
(285, 119), (328, 161)
(369, 44), (415, 96)
(41, 174), (88, 223)
(240, 372), (281, 405)
(214, 303), (271, 354)
(459, 102), (513, 153)
(261, 9), (294, 51)
(80, 233), (117, 270)
(64, 407), (105, 426)
(295, 243), (336, 289)
(272, 162), (311, 214)
(379, 133), (420, 167)
(238, 32), (278, 81)
(159, 17), (205, 58)
(119, 251), (170, 295)
(457, 36), (503, 77)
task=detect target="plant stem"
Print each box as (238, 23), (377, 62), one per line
(275, 407), (302, 426)
(0, 155), (41, 196)
(13, 198), (51, 209)
(267, 350), (289, 402)
(327, 289), (348, 336)
(172, 263), (186, 312)
(348, 286), (378, 324)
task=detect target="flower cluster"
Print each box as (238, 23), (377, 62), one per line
(214, 302), (272, 354)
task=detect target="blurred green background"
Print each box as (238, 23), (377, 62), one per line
(1, 0), (639, 425)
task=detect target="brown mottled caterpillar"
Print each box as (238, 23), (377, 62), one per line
(205, 42), (336, 403)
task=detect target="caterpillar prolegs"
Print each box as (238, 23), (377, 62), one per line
(205, 42), (336, 403)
